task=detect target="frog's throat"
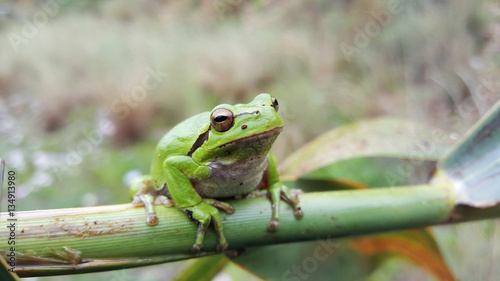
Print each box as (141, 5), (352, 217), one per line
(213, 126), (283, 149)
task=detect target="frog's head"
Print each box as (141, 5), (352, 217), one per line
(194, 94), (284, 162)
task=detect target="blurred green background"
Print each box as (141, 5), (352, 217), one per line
(0, 0), (499, 280)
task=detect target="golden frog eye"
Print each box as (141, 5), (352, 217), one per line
(211, 108), (234, 132)
(271, 97), (279, 112)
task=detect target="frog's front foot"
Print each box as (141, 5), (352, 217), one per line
(132, 193), (160, 225)
(132, 194), (173, 225)
(267, 184), (303, 232)
(184, 199), (234, 252)
(130, 175), (174, 226)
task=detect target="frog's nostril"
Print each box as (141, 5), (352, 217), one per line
(241, 125), (247, 130)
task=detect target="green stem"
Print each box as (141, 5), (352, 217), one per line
(0, 185), (465, 277)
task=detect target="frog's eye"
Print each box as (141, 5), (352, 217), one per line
(271, 97), (279, 112)
(211, 108), (234, 132)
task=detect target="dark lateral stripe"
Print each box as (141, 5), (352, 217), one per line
(187, 128), (210, 157)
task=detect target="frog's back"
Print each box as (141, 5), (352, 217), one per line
(150, 112), (210, 186)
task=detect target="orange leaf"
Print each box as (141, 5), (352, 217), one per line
(349, 229), (455, 281)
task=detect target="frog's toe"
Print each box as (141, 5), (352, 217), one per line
(155, 195), (174, 207)
(192, 243), (203, 252)
(280, 190), (300, 205)
(146, 214), (159, 226)
(225, 205), (235, 215)
(294, 207), (304, 220)
(289, 194), (300, 205)
(278, 190), (303, 220)
(217, 242), (228, 252)
(131, 196), (144, 206)
(268, 219), (279, 232)
(203, 199), (235, 215)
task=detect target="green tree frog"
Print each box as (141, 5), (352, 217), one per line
(129, 94), (303, 251)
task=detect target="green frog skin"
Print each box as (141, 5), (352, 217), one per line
(129, 94), (303, 251)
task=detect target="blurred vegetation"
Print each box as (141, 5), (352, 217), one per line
(0, 0), (499, 280)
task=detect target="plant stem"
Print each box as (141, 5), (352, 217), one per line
(0, 184), (477, 277)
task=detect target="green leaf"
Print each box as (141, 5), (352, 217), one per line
(0, 253), (19, 281)
(295, 158), (438, 189)
(233, 240), (378, 281)
(437, 101), (500, 207)
(349, 229), (456, 281)
(172, 255), (228, 281)
(233, 229), (455, 281)
(280, 118), (454, 178)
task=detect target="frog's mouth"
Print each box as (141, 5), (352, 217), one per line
(215, 126), (283, 149)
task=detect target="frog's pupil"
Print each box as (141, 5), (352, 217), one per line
(214, 115), (227, 122)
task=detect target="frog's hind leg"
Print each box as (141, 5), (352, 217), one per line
(267, 183), (303, 232)
(265, 154), (304, 232)
(279, 187), (304, 219)
(203, 198), (235, 215)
